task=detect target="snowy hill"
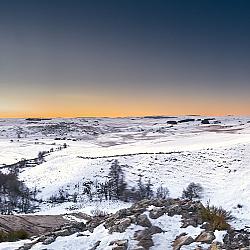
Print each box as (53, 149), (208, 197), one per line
(0, 116), (250, 249)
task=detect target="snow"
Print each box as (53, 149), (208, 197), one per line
(0, 116), (250, 248)
(1, 117), (250, 220)
(36, 200), (131, 216)
(0, 239), (32, 250)
(213, 230), (227, 243)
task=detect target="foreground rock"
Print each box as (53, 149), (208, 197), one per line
(173, 233), (194, 250)
(195, 231), (216, 244)
(0, 215), (69, 236)
(0, 199), (250, 250)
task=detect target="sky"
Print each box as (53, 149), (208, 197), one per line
(0, 0), (250, 117)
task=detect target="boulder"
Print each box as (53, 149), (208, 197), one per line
(223, 229), (250, 249)
(149, 207), (165, 219)
(54, 229), (72, 237)
(195, 231), (215, 244)
(148, 226), (163, 235)
(109, 218), (132, 233)
(136, 214), (152, 228)
(134, 226), (163, 242)
(134, 225), (163, 250)
(173, 234), (194, 250)
(109, 239), (128, 250)
(137, 234), (154, 250)
(168, 204), (183, 216)
(42, 235), (56, 245)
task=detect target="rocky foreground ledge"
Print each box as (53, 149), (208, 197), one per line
(1, 199), (250, 250)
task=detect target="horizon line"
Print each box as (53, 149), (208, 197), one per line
(1, 114), (250, 119)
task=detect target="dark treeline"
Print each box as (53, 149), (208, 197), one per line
(0, 172), (37, 214)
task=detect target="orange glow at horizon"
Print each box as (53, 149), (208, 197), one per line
(1, 98), (249, 118)
(1, 84), (250, 118)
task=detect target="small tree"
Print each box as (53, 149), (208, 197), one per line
(182, 182), (203, 200)
(145, 179), (154, 199)
(38, 151), (46, 163)
(108, 160), (127, 200)
(137, 176), (146, 200)
(156, 185), (169, 199)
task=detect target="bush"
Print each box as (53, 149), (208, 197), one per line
(182, 182), (203, 200)
(90, 209), (108, 217)
(200, 203), (234, 230)
(0, 229), (29, 242)
(156, 186), (169, 199)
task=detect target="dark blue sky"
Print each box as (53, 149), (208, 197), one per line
(0, 0), (250, 116)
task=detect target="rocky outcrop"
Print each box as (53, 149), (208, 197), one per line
(3, 198), (249, 250)
(0, 214), (70, 236)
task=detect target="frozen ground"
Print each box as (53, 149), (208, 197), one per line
(0, 116), (250, 228)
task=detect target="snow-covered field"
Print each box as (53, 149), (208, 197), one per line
(0, 116), (250, 228)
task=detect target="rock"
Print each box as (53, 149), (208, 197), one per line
(116, 209), (131, 218)
(134, 226), (163, 242)
(200, 222), (210, 230)
(134, 229), (148, 241)
(54, 229), (71, 237)
(173, 234), (194, 250)
(109, 239), (128, 250)
(112, 247), (127, 250)
(137, 235), (154, 250)
(168, 204), (182, 216)
(195, 231), (215, 244)
(70, 221), (86, 231)
(128, 215), (137, 224)
(109, 218), (132, 233)
(0, 214), (69, 236)
(87, 217), (105, 233)
(181, 218), (199, 228)
(42, 236), (56, 245)
(148, 226), (163, 235)
(89, 240), (101, 250)
(18, 243), (35, 250)
(194, 246), (203, 250)
(134, 225), (163, 249)
(136, 214), (152, 228)
(149, 207), (165, 219)
(71, 212), (91, 221)
(76, 233), (89, 237)
(223, 229), (250, 249)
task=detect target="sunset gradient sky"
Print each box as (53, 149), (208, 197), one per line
(0, 0), (250, 117)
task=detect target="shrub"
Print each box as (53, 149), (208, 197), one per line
(200, 203), (234, 231)
(90, 209), (108, 217)
(182, 182), (203, 200)
(156, 186), (169, 199)
(0, 229), (29, 242)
